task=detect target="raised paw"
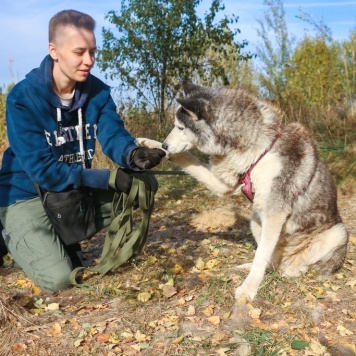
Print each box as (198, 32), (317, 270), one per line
(135, 137), (163, 149)
(135, 138), (170, 159)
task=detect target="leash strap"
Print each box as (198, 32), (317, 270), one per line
(69, 172), (157, 285)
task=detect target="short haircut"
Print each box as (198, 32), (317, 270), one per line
(49, 9), (96, 42)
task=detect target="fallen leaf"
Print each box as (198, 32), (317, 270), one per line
(205, 259), (220, 269)
(47, 322), (62, 337)
(186, 305), (195, 316)
(46, 303), (60, 311)
(170, 264), (184, 275)
(216, 347), (230, 356)
(309, 340), (327, 355)
(11, 344), (27, 353)
(130, 342), (150, 351)
(162, 285), (177, 298)
(203, 304), (215, 316)
(346, 279), (356, 288)
(195, 257), (205, 271)
(211, 331), (229, 344)
(337, 325), (354, 336)
(172, 335), (184, 344)
(135, 330), (149, 342)
(291, 339), (310, 350)
(73, 339), (84, 347)
(207, 315), (221, 325)
(248, 308), (262, 319)
(96, 334), (110, 343)
(137, 292), (152, 302)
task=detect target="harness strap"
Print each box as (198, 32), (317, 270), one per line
(239, 126), (283, 202)
(69, 172), (157, 285)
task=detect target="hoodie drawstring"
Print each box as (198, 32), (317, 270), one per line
(56, 107), (86, 168)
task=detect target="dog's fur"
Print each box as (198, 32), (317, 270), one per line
(136, 81), (349, 301)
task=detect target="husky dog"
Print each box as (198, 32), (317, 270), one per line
(136, 81), (349, 301)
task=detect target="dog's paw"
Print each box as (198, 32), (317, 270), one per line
(135, 137), (163, 149)
(135, 138), (170, 159)
(135, 138), (169, 157)
(234, 284), (258, 302)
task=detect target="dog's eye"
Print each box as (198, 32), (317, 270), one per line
(177, 126), (184, 131)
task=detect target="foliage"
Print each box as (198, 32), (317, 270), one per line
(97, 0), (251, 123)
(255, 0), (295, 105)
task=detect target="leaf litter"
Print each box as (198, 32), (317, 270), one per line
(0, 180), (355, 355)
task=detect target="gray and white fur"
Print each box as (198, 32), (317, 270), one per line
(136, 81), (349, 301)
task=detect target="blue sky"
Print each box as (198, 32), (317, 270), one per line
(0, 0), (355, 87)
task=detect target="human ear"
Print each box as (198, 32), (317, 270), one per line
(49, 42), (58, 61)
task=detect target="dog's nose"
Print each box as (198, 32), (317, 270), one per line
(162, 142), (168, 150)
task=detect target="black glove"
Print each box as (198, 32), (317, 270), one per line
(109, 168), (133, 195)
(131, 147), (166, 169)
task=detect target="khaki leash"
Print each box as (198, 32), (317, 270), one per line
(69, 170), (184, 285)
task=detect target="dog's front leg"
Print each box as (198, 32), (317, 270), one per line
(135, 137), (233, 195)
(234, 211), (287, 301)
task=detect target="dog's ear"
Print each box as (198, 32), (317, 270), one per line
(176, 98), (203, 121)
(181, 81), (202, 95)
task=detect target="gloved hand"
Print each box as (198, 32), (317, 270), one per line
(109, 168), (133, 195)
(131, 147), (166, 169)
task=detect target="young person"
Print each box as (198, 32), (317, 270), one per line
(0, 10), (165, 292)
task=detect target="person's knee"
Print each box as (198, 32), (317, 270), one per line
(34, 258), (72, 293)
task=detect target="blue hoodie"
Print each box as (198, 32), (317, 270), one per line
(0, 55), (139, 207)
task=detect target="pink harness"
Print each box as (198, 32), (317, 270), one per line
(238, 126), (283, 202)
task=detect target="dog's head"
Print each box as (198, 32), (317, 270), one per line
(162, 81), (279, 155)
(162, 81), (217, 154)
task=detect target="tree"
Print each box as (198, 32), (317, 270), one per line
(97, 0), (251, 124)
(255, 0), (294, 105)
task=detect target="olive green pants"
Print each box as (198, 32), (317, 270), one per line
(0, 189), (115, 293)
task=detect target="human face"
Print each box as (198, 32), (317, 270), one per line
(49, 25), (96, 88)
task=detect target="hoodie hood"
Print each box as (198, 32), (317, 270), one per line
(25, 54), (91, 112)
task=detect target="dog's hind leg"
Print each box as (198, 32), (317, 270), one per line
(234, 211), (288, 301)
(281, 223), (348, 277)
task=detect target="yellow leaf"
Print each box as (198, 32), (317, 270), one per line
(216, 348), (230, 356)
(337, 325), (354, 336)
(147, 256), (157, 264)
(178, 297), (186, 305)
(211, 331), (229, 344)
(31, 285), (42, 294)
(195, 257), (205, 271)
(203, 304), (215, 316)
(45, 303), (60, 311)
(172, 335), (184, 344)
(205, 259), (220, 270)
(135, 330), (149, 342)
(346, 279), (356, 288)
(73, 339), (84, 347)
(170, 264), (184, 275)
(137, 292), (152, 302)
(16, 279), (29, 288)
(207, 315), (221, 325)
(309, 340), (327, 355)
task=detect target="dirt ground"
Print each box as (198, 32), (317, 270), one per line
(0, 178), (355, 356)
